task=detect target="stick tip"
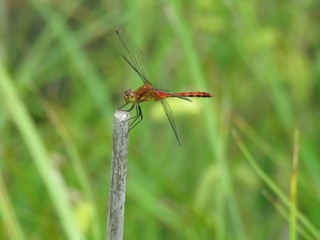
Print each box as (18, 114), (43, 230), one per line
(115, 110), (130, 121)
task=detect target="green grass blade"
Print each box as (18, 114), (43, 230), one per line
(28, 0), (113, 118)
(168, 2), (246, 239)
(0, 174), (25, 240)
(0, 63), (82, 240)
(233, 129), (319, 239)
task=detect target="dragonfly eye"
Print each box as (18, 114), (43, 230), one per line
(124, 89), (133, 96)
(123, 89), (135, 103)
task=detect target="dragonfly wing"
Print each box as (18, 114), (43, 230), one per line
(120, 54), (150, 84)
(160, 99), (181, 146)
(157, 88), (192, 102)
(171, 95), (192, 102)
(115, 27), (153, 86)
(164, 92), (193, 102)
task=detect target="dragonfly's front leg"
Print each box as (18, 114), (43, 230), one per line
(129, 105), (143, 130)
(118, 102), (135, 112)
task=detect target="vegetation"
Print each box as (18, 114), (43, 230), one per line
(1, 0), (319, 239)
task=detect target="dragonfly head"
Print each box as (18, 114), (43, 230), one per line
(123, 89), (136, 103)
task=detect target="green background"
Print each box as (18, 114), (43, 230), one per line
(1, 0), (319, 239)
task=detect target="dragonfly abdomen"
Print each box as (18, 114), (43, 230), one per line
(174, 92), (213, 98)
(157, 91), (213, 100)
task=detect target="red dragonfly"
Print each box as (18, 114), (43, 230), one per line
(116, 27), (213, 145)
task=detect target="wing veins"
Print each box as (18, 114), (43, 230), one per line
(121, 54), (150, 84)
(116, 28), (152, 85)
(160, 99), (181, 146)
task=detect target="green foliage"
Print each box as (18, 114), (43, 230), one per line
(0, 0), (319, 239)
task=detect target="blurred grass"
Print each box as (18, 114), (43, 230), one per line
(1, 0), (320, 239)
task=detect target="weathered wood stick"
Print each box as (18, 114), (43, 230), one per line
(107, 110), (130, 240)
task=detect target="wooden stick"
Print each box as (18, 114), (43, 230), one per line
(107, 110), (130, 240)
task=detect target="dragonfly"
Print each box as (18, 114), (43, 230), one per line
(115, 27), (213, 145)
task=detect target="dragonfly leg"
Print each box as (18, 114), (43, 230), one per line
(118, 102), (128, 110)
(129, 105), (143, 130)
(118, 102), (135, 112)
(127, 103), (135, 111)
(128, 105), (140, 126)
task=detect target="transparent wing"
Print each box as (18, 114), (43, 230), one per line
(115, 28), (193, 103)
(115, 27), (153, 86)
(160, 99), (181, 146)
(159, 90), (193, 102)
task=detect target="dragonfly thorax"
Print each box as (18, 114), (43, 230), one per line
(123, 89), (136, 103)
